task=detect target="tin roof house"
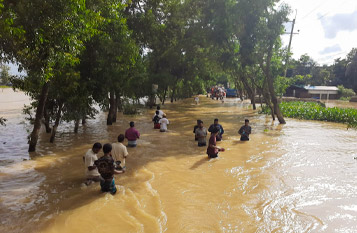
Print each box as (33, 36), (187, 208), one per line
(285, 85), (339, 100)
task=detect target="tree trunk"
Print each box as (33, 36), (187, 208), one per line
(43, 108), (51, 133)
(265, 49), (286, 124)
(107, 91), (115, 125)
(170, 89), (176, 103)
(112, 93), (118, 123)
(50, 103), (63, 143)
(162, 87), (168, 105)
(74, 119), (80, 133)
(116, 93), (122, 112)
(240, 72), (256, 110)
(28, 82), (50, 152)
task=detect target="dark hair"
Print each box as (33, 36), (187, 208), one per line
(157, 106), (161, 110)
(103, 143), (112, 154)
(200, 120), (203, 124)
(211, 127), (219, 134)
(197, 119), (201, 123)
(92, 142), (102, 149)
(130, 121), (134, 127)
(156, 110), (159, 114)
(214, 118), (219, 122)
(245, 119), (249, 123)
(118, 134), (125, 142)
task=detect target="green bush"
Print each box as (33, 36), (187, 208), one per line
(338, 85), (356, 98)
(260, 101), (357, 128)
(123, 104), (138, 115)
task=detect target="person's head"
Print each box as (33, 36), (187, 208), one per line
(156, 110), (159, 115)
(157, 106), (161, 110)
(92, 142), (102, 154)
(163, 114), (166, 118)
(214, 118), (219, 124)
(103, 143), (112, 155)
(211, 127), (219, 136)
(117, 134), (125, 143)
(129, 121), (135, 127)
(198, 120), (203, 128)
(245, 119), (249, 126)
(196, 119), (201, 125)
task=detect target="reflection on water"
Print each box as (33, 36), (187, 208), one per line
(1, 90), (357, 233)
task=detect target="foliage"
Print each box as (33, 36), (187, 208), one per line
(0, 63), (11, 85)
(260, 101), (357, 128)
(338, 85), (356, 98)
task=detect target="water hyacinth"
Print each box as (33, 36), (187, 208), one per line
(260, 102), (357, 128)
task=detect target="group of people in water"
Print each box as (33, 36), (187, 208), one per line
(83, 104), (252, 195)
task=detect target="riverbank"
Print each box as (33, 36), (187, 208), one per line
(1, 93), (357, 232)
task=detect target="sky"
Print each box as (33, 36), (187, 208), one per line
(6, 0), (357, 75)
(282, 0), (357, 65)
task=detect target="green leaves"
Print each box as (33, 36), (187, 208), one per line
(261, 101), (357, 128)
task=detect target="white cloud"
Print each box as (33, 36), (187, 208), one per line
(282, 0), (357, 65)
(320, 10), (357, 39)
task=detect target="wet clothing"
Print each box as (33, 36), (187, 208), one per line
(207, 134), (218, 157)
(95, 155), (117, 194)
(238, 125), (251, 141)
(208, 123), (224, 141)
(193, 125), (199, 141)
(112, 142), (128, 167)
(195, 127), (207, 146)
(84, 149), (100, 178)
(125, 127), (140, 147)
(153, 115), (161, 129)
(95, 155), (116, 180)
(125, 127), (140, 141)
(159, 118), (169, 132)
(100, 178), (117, 194)
(153, 110), (165, 118)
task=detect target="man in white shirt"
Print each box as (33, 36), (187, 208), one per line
(159, 114), (170, 132)
(83, 142), (102, 185)
(153, 105), (165, 118)
(111, 134), (129, 172)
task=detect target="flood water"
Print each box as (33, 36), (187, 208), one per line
(1, 89), (357, 233)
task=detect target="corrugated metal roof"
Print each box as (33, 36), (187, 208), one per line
(304, 86), (339, 91)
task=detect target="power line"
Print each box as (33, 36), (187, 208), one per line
(301, 0), (332, 20)
(316, 0), (353, 21)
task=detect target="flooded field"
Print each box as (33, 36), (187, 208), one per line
(1, 89), (357, 232)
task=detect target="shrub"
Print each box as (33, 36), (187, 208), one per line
(338, 85), (356, 98)
(260, 101), (357, 128)
(123, 104), (138, 115)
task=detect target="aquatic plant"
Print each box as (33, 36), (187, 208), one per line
(260, 101), (357, 128)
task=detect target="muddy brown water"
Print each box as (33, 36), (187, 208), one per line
(1, 89), (357, 232)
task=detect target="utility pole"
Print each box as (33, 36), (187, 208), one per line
(284, 10), (298, 78)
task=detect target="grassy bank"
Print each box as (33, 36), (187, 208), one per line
(0, 85), (11, 88)
(260, 101), (357, 128)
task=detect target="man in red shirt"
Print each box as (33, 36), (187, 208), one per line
(125, 121), (140, 147)
(207, 127), (224, 158)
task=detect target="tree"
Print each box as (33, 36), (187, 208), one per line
(0, 63), (11, 85)
(1, 0), (99, 151)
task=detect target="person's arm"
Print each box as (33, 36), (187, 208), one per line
(220, 125), (224, 135)
(238, 126), (243, 135)
(88, 165), (97, 171)
(208, 125), (212, 132)
(247, 127), (251, 135)
(86, 157), (96, 171)
(136, 130), (140, 139)
(114, 169), (124, 174)
(167, 119), (169, 125)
